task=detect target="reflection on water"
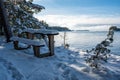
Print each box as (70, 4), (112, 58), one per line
(55, 31), (120, 55)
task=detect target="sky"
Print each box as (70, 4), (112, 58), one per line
(33, 0), (120, 30)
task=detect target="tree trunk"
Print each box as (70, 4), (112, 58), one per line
(0, 0), (12, 42)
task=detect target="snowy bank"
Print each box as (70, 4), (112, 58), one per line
(0, 37), (120, 80)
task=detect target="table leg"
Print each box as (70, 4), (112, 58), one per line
(33, 46), (40, 57)
(48, 35), (54, 56)
(13, 41), (19, 49)
(41, 34), (49, 47)
(26, 33), (34, 48)
(26, 33), (34, 39)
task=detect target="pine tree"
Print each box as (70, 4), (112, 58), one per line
(4, 0), (45, 35)
(85, 26), (117, 69)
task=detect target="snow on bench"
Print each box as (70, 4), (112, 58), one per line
(10, 36), (44, 46)
(10, 36), (45, 57)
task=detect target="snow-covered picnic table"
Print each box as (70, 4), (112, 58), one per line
(22, 28), (59, 56)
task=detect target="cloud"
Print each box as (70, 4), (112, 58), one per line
(34, 14), (120, 30)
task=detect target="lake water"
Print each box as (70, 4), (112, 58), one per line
(55, 31), (120, 55)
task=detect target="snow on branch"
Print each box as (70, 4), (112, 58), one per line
(85, 26), (117, 69)
(4, 0), (45, 36)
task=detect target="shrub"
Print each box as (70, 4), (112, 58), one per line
(85, 26), (117, 69)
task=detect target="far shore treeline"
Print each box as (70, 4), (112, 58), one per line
(46, 26), (71, 31)
(45, 26), (120, 32)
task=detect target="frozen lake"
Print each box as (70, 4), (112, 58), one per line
(55, 31), (120, 55)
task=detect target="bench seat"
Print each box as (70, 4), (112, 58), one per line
(10, 36), (44, 57)
(10, 36), (44, 46)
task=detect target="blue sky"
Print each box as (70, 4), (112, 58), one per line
(33, 0), (120, 30)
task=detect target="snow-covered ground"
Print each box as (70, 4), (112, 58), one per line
(0, 36), (120, 80)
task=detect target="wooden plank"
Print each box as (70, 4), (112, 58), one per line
(39, 53), (51, 58)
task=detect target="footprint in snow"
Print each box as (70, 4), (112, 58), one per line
(0, 57), (25, 80)
(55, 62), (79, 80)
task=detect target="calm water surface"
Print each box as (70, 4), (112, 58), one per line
(55, 31), (120, 55)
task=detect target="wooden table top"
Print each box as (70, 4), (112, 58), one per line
(23, 29), (59, 35)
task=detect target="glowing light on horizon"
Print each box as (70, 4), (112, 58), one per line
(34, 14), (120, 31)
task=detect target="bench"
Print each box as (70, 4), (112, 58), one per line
(10, 36), (44, 57)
